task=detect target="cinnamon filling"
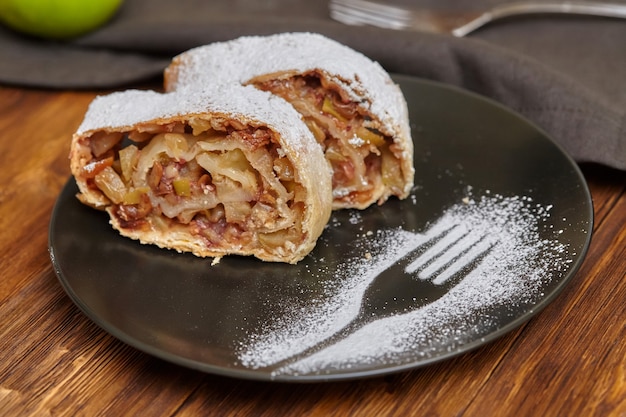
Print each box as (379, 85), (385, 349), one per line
(79, 118), (306, 254)
(252, 73), (405, 207)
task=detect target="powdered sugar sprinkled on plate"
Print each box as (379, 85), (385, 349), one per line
(236, 192), (573, 378)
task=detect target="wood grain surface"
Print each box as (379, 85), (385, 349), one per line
(1, 85), (625, 417)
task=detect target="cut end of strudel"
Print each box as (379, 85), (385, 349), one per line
(70, 85), (332, 264)
(164, 32), (414, 210)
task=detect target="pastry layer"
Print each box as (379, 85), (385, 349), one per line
(164, 33), (414, 209)
(70, 85), (332, 263)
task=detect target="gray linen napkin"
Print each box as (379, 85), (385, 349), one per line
(1, 0), (624, 169)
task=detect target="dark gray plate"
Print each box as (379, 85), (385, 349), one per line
(49, 76), (592, 382)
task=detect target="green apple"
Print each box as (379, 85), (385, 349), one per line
(0, 0), (123, 40)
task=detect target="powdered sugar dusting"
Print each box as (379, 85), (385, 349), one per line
(168, 33), (408, 138)
(236, 192), (573, 377)
(75, 84), (323, 166)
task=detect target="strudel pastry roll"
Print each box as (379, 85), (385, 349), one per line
(164, 32), (414, 210)
(70, 85), (332, 264)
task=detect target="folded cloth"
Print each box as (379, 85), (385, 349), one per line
(0, 0), (624, 170)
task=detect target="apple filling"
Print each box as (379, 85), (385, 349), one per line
(77, 118), (306, 255)
(251, 72), (406, 209)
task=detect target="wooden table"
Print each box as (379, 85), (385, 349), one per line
(1, 85), (625, 416)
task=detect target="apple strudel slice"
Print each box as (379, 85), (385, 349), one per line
(70, 85), (332, 264)
(164, 32), (414, 210)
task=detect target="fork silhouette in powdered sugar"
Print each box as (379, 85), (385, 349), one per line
(263, 220), (499, 372)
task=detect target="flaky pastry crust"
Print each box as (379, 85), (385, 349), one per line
(164, 33), (414, 210)
(70, 85), (332, 264)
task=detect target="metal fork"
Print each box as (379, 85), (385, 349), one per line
(329, 0), (626, 37)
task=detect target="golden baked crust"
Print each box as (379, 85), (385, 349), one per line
(70, 85), (332, 264)
(164, 33), (414, 210)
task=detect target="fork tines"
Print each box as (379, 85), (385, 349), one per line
(329, 0), (413, 30)
(405, 224), (497, 285)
